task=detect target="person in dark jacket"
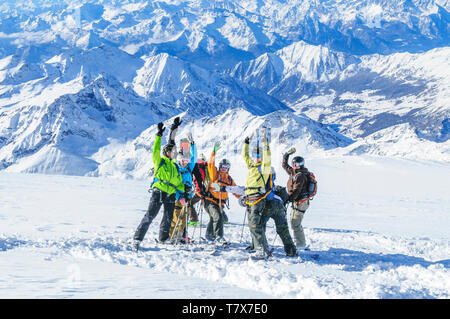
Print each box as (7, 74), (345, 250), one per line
(189, 153), (208, 225)
(282, 148), (311, 250)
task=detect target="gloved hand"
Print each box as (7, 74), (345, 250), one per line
(238, 197), (246, 207)
(184, 185), (193, 195)
(261, 126), (271, 144)
(209, 182), (220, 192)
(187, 132), (194, 145)
(244, 131), (255, 144)
(286, 147), (296, 155)
(284, 147), (296, 158)
(171, 117), (182, 130)
(260, 126), (268, 138)
(156, 122), (165, 136)
(213, 141), (221, 153)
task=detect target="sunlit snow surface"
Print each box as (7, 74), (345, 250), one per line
(1, 156), (449, 298)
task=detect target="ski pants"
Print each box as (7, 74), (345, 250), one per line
(246, 199), (270, 255)
(266, 200), (296, 255)
(134, 189), (175, 242)
(205, 200), (224, 240)
(169, 199), (192, 241)
(247, 199), (296, 255)
(189, 195), (201, 222)
(290, 200), (309, 248)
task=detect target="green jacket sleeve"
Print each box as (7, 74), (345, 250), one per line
(153, 135), (162, 167)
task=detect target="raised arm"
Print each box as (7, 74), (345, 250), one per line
(260, 134), (271, 181)
(168, 117), (182, 145)
(208, 142), (220, 182)
(242, 137), (252, 168)
(189, 143), (197, 172)
(153, 122), (165, 166)
(282, 154), (293, 175)
(282, 147), (296, 175)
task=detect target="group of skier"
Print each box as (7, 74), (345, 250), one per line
(132, 117), (315, 260)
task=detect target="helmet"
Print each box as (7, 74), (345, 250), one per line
(198, 153), (206, 162)
(163, 144), (176, 157)
(292, 156), (304, 167)
(251, 146), (262, 158)
(219, 158), (231, 170)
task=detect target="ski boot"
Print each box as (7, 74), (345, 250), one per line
(132, 240), (141, 252)
(249, 249), (270, 261)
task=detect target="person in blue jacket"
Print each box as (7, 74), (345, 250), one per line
(169, 133), (197, 243)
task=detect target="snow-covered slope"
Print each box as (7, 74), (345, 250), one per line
(230, 41), (359, 93)
(230, 43), (450, 160)
(1, 156), (449, 298)
(0, 43), (291, 174)
(92, 108), (352, 179)
(0, 67), (175, 174)
(336, 123), (450, 162)
(132, 52), (289, 117)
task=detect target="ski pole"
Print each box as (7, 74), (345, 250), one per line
(199, 200), (204, 242)
(191, 201), (197, 240)
(239, 208), (247, 244)
(170, 203), (183, 244)
(184, 203), (188, 243)
(271, 227), (278, 247)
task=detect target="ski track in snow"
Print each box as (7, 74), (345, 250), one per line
(2, 225), (449, 298)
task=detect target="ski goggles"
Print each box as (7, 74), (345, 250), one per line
(252, 153), (261, 159)
(220, 164), (230, 169)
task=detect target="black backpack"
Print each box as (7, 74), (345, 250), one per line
(300, 171), (317, 200)
(273, 185), (290, 206)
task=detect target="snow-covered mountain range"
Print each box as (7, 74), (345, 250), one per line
(0, 0), (449, 176)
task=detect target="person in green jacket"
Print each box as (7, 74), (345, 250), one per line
(133, 118), (185, 251)
(242, 127), (274, 260)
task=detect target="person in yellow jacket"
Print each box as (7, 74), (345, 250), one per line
(133, 118), (185, 251)
(204, 141), (239, 243)
(242, 127), (273, 260)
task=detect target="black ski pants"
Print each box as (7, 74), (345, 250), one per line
(134, 188), (175, 242)
(247, 199), (296, 255)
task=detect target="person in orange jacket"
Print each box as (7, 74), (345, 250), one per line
(204, 141), (239, 243)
